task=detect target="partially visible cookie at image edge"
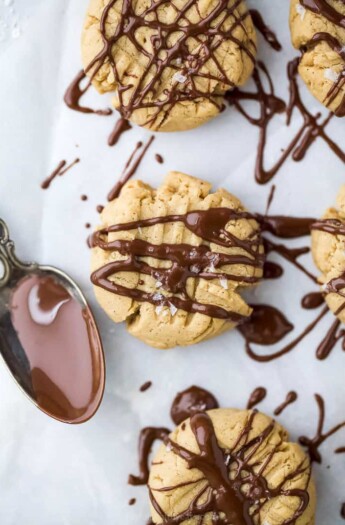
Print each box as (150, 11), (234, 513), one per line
(149, 408), (316, 525)
(290, 0), (345, 116)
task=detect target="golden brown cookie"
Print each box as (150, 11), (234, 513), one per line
(311, 186), (345, 323)
(81, 0), (257, 131)
(289, 0), (345, 116)
(90, 172), (264, 349)
(149, 408), (316, 525)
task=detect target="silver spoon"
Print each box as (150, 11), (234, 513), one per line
(0, 218), (105, 424)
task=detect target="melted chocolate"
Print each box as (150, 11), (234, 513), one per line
(155, 154), (164, 164)
(108, 117), (132, 147)
(170, 386), (219, 425)
(97, 205), (105, 214)
(81, 194), (88, 201)
(241, 305), (329, 363)
(91, 208), (263, 322)
(128, 427), (170, 486)
(249, 9), (282, 51)
(263, 260), (283, 279)
(311, 218), (345, 237)
(41, 159), (80, 190)
(64, 70), (112, 116)
(227, 58), (345, 185)
(107, 136), (154, 201)
(140, 381), (152, 392)
(157, 411), (311, 525)
(299, 394), (345, 464)
(302, 292), (325, 309)
(301, 0), (345, 28)
(128, 498), (136, 506)
(274, 391), (298, 416)
(84, 0), (256, 128)
(335, 447), (345, 454)
(238, 304), (294, 346)
(246, 387), (267, 410)
(342, 503), (345, 520)
(316, 318), (345, 360)
(9, 274), (104, 423)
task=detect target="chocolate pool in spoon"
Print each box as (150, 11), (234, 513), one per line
(0, 219), (105, 424)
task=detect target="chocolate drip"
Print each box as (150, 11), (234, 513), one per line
(81, 194), (88, 201)
(299, 394), (345, 463)
(156, 411), (310, 525)
(301, 0), (345, 28)
(128, 498), (136, 506)
(335, 447), (345, 454)
(128, 427), (170, 486)
(263, 261), (283, 279)
(302, 291), (325, 310)
(64, 70), (112, 116)
(84, 0), (256, 128)
(249, 9), (282, 51)
(108, 117), (132, 146)
(170, 386), (219, 425)
(97, 205), (105, 214)
(246, 387), (267, 410)
(41, 158), (80, 190)
(274, 391), (298, 416)
(107, 136), (154, 201)
(227, 58), (345, 184)
(155, 154), (164, 164)
(140, 381), (152, 392)
(91, 207), (263, 322)
(264, 238), (316, 283)
(342, 503), (345, 520)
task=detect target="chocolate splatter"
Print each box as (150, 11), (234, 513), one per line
(41, 158), (80, 190)
(246, 387), (267, 410)
(140, 381), (152, 393)
(107, 136), (155, 201)
(108, 117), (132, 147)
(155, 154), (164, 164)
(299, 394), (345, 464)
(274, 391), (298, 416)
(302, 292), (325, 310)
(249, 9), (282, 51)
(170, 386), (219, 425)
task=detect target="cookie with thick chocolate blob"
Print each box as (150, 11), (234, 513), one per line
(81, 0), (257, 131)
(90, 172), (264, 349)
(290, 0), (345, 116)
(312, 186), (345, 322)
(149, 408), (316, 525)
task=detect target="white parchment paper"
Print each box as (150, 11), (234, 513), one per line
(0, 0), (345, 523)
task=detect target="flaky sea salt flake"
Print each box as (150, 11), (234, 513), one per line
(296, 4), (306, 20)
(173, 72), (187, 83)
(324, 68), (339, 83)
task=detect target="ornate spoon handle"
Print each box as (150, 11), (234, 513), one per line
(0, 219), (37, 288)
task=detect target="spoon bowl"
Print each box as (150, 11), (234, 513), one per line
(0, 219), (105, 424)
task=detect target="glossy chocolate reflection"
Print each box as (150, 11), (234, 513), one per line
(9, 274), (104, 423)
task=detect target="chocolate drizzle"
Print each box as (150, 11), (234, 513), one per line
(300, 0), (345, 28)
(41, 158), (80, 190)
(170, 386), (219, 425)
(274, 392), (298, 416)
(227, 58), (345, 184)
(140, 381), (153, 392)
(154, 411), (311, 525)
(107, 136), (155, 201)
(91, 207), (263, 322)
(84, 0), (257, 128)
(249, 9), (282, 51)
(108, 118), (132, 147)
(128, 427), (171, 486)
(299, 394), (345, 464)
(64, 70), (112, 116)
(301, 292), (325, 309)
(246, 387), (267, 410)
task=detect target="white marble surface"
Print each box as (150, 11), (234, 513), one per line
(0, 0), (345, 523)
